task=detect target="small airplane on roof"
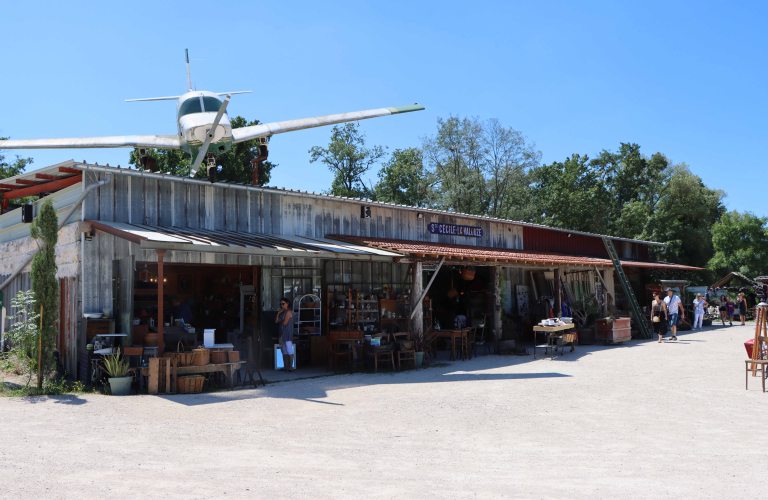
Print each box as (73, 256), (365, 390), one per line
(0, 50), (424, 181)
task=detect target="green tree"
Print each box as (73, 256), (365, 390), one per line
(708, 210), (768, 279)
(0, 137), (33, 178)
(309, 123), (386, 198)
(373, 148), (436, 207)
(29, 198), (59, 389)
(128, 116), (277, 184)
(421, 116), (486, 215)
(482, 118), (541, 220)
(529, 154), (611, 233)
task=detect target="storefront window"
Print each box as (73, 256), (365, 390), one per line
(323, 260), (411, 299)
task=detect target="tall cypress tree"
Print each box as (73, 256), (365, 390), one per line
(29, 198), (59, 389)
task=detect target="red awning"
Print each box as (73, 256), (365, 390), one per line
(327, 235), (702, 271)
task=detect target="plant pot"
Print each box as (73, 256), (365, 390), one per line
(108, 376), (133, 396)
(144, 333), (158, 347)
(414, 351), (424, 368)
(498, 340), (516, 353)
(577, 328), (595, 345)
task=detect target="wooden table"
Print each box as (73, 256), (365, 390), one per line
(532, 324), (575, 359)
(436, 330), (466, 361)
(142, 361), (244, 394)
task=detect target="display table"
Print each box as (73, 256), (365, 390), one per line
(532, 324), (575, 359)
(142, 361), (243, 394)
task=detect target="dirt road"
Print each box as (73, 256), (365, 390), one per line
(2, 324), (766, 499)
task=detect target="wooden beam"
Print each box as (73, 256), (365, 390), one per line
(410, 256), (445, 320)
(157, 250), (166, 357)
(2, 174), (82, 200)
(35, 173), (62, 180)
(58, 167), (80, 174)
(15, 179), (42, 186)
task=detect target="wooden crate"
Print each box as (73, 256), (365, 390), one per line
(86, 319), (115, 342)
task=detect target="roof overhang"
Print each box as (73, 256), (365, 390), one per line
(87, 220), (402, 262)
(326, 235), (702, 271)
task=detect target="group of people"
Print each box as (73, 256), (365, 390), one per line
(651, 288), (748, 343)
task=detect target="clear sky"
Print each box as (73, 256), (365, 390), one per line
(2, 1), (766, 216)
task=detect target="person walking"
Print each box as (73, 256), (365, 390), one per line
(664, 288), (684, 341)
(718, 295), (728, 326)
(692, 293), (708, 330)
(737, 293), (748, 326)
(651, 292), (668, 342)
(726, 296), (735, 326)
(275, 297), (295, 371)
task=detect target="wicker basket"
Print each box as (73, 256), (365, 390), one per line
(210, 351), (227, 364)
(227, 351), (240, 363)
(177, 375), (205, 394)
(460, 267), (476, 281)
(191, 347), (210, 366)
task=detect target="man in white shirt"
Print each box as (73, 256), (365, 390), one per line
(692, 293), (708, 330)
(664, 288), (684, 340)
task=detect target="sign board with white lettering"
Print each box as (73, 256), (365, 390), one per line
(427, 223), (483, 238)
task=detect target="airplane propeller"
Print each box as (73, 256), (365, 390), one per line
(189, 94), (231, 178)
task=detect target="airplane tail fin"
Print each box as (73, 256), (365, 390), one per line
(186, 48), (193, 93)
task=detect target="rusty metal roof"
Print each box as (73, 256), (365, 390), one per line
(87, 220), (402, 261)
(327, 235), (702, 270)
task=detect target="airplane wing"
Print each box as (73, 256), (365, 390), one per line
(231, 104), (424, 143)
(0, 135), (181, 150)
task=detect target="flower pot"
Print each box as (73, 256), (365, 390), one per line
(414, 351), (424, 368)
(108, 376), (133, 396)
(577, 328), (595, 345)
(144, 333), (158, 347)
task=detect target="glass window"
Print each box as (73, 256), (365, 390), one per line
(202, 97), (223, 113)
(178, 98), (202, 117)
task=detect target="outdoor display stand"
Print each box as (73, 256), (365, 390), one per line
(595, 318), (631, 345)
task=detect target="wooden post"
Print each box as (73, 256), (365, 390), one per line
(156, 250), (166, 357)
(553, 268), (561, 318)
(493, 265), (502, 354)
(410, 261), (423, 339)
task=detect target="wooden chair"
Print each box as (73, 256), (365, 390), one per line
(367, 333), (396, 373)
(453, 329), (469, 361)
(466, 327), (479, 359)
(123, 346), (144, 390)
(328, 335), (353, 373)
(746, 336), (768, 392)
(392, 332), (416, 370)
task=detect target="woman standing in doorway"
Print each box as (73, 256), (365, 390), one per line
(651, 292), (668, 343)
(737, 293), (748, 326)
(275, 298), (295, 371)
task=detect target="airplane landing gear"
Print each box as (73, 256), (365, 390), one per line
(206, 152), (218, 183)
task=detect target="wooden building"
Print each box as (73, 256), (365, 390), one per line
(0, 160), (698, 379)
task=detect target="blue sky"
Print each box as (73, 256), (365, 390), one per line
(2, 1), (766, 215)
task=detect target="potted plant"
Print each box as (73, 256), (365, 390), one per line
(412, 327), (440, 367)
(102, 349), (132, 396)
(572, 298), (600, 345)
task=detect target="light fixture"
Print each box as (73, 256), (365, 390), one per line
(84, 231), (93, 241)
(417, 213), (423, 219)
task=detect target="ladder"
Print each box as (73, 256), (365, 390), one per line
(602, 238), (652, 339)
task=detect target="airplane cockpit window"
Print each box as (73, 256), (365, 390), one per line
(201, 97), (223, 113)
(178, 99), (202, 117)
(178, 97), (223, 117)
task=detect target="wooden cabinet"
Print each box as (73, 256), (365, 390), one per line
(595, 318), (631, 344)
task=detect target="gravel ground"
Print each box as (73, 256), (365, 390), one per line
(2, 323), (767, 499)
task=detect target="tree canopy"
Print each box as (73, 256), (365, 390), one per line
(0, 137), (32, 179)
(309, 123), (386, 199)
(708, 211), (768, 279)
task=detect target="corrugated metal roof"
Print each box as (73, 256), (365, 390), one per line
(87, 220), (402, 261)
(327, 235), (702, 270)
(69, 162), (666, 248)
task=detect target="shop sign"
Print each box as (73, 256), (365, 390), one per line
(427, 223), (483, 238)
